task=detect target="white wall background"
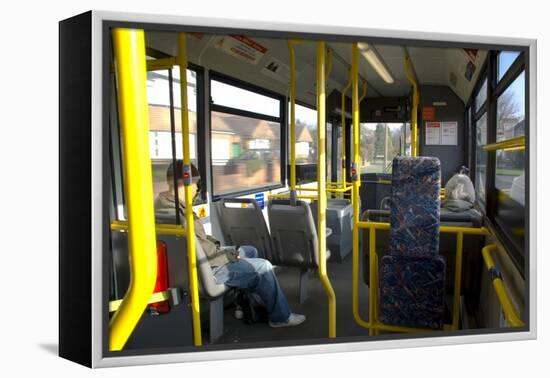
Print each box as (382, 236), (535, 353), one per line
(0, 0), (546, 376)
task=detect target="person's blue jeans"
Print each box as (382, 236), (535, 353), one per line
(212, 245), (291, 322)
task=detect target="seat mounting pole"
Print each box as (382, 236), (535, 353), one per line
(177, 32), (202, 347)
(317, 41), (336, 338)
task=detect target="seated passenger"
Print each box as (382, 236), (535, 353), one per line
(155, 160), (306, 328)
(442, 169), (475, 212)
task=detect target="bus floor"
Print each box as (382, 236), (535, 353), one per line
(209, 253), (374, 345)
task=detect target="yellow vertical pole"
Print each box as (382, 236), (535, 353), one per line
(177, 33), (202, 346)
(288, 40), (297, 191)
(341, 70), (352, 188)
(350, 42), (370, 333)
(452, 232), (464, 330)
(369, 228), (377, 335)
(317, 41), (336, 338)
(109, 28), (158, 351)
(404, 56), (419, 157)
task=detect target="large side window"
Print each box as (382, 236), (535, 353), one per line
(494, 65), (525, 254)
(110, 65), (201, 222)
(472, 71), (488, 204)
(210, 75), (284, 197)
(475, 113), (488, 203)
(147, 68), (199, 206)
(291, 103), (318, 165)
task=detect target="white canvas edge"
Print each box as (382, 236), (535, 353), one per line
(89, 10), (538, 368)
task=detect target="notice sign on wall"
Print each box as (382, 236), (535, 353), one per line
(426, 122), (441, 145)
(441, 122), (458, 145)
(425, 121), (458, 146)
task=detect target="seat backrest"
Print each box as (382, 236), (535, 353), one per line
(267, 199), (319, 268)
(156, 212), (228, 298)
(389, 156), (441, 258)
(193, 233), (228, 298)
(217, 198), (273, 261)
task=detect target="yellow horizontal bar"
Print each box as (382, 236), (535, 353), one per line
(111, 57), (178, 73)
(110, 291), (170, 313)
(111, 220), (186, 237)
(294, 185), (353, 194)
(146, 57), (176, 71)
(502, 146), (525, 152)
(482, 244), (525, 327)
(483, 136), (525, 152)
(356, 221), (490, 236)
(327, 186), (353, 193)
(269, 193), (318, 200)
(295, 187), (318, 192)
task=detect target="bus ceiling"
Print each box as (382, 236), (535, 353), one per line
(144, 31), (488, 107)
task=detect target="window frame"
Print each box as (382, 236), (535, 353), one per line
(488, 51), (527, 271)
(109, 53), (208, 221)
(466, 49), (527, 271)
(208, 70), (287, 200)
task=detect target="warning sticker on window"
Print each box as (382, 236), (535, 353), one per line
(214, 35), (267, 66)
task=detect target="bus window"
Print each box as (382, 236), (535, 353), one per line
(475, 113), (488, 203)
(496, 71), (525, 142)
(327, 122), (333, 181)
(474, 78), (488, 113)
(498, 51), (521, 82)
(210, 77), (283, 197)
(358, 123), (407, 173)
(291, 103), (317, 165)
(147, 68), (199, 209)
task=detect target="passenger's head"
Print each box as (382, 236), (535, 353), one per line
(166, 160), (202, 200)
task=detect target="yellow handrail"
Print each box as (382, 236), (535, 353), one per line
(111, 220), (186, 236)
(482, 244), (526, 327)
(317, 41), (337, 338)
(359, 79), (367, 103)
(341, 69), (352, 189)
(109, 28), (158, 352)
(177, 33), (203, 347)
(350, 42), (375, 334)
(146, 57), (176, 71)
(404, 55), (419, 157)
(483, 136), (525, 152)
(268, 193), (318, 200)
(109, 291), (170, 313)
(288, 39), (298, 192)
(353, 220), (490, 333)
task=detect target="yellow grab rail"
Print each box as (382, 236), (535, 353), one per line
(350, 42), (374, 334)
(341, 69), (352, 189)
(483, 136), (525, 152)
(353, 220), (490, 333)
(482, 244), (526, 327)
(404, 55), (419, 157)
(111, 220), (186, 237)
(359, 79), (367, 103)
(317, 41), (337, 338)
(177, 33), (203, 346)
(109, 291), (170, 313)
(268, 193), (318, 200)
(109, 28), (158, 352)
(288, 39), (298, 192)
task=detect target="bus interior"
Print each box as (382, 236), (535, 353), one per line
(106, 26), (528, 354)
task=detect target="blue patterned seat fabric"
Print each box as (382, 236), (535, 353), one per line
(379, 156), (446, 329)
(380, 255), (446, 329)
(389, 156), (441, 258)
